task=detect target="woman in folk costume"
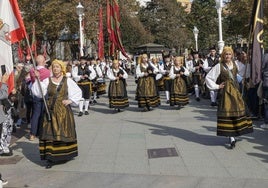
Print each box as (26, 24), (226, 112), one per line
(169, 56), (190, 108)
(205, 47), (253, 149)
(32, 59), (82, 168)
(136, 54), (160, 111)
(107, 60), (129, 112)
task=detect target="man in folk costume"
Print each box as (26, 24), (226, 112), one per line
(203, 47), (220, 106)
(159, 52), (173, 104)
(205, 47), (253, 149)
(89, 58), (105, 104)
(185, 53), (194, 93)
(190, 51), (205, 101)
(72, 56), (96, 116)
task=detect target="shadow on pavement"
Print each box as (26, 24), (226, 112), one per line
(12, 141), (45, 167)
(126, 120), (228, 147)
(243, 127), (268, 163)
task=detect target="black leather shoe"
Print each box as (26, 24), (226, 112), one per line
(46, 161), (53, 169)
(84, 111), (89, 115)
(196, 97), (200, 102)
(230, 141), (236, 149)
(0, 150), (13, 156)
(78, 112), (83, 116)
(117, 109), (121, 112)
(229, 138), (236, 149)
(211, 102), (218, 106)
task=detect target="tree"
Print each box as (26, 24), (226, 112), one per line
(17, 0), (268, 59)
(18, 0), (153, 58)
(187, 0), (219, 52)
(225, 0), (268, 49)
(224, 0), (255, 48)
(119, 0), (154, 52)
(138, 0), (190, 54)
(19, 0), (82, 59)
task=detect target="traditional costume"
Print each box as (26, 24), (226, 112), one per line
(203, 47), (220, 106)
(32, 60), (82, 167)
(72, 57), (96, 116)
(205, 47), (253, 149)
(90, 59), (106, 104)
(169, 63), (189, 107)
(136, 54), (160, 111)
(191, 51), (205, 101)
(107, 61), (129, 112)
(159, 55), (173, 103)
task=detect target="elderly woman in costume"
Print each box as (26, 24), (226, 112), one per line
(135, 54), (160, 111)
(169, 56), (190, 108)
(31, 59), (82, 168)
(107, 60), (129, 112)
(205, 47), (253, 149)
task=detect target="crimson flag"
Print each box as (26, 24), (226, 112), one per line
(98, 6), (104, 60)
(18, 41), (23, 62)
(107, 0), (129, 59)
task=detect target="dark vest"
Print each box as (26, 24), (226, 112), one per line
(207, 56), (219, 67)
(216, 62), (238, 87)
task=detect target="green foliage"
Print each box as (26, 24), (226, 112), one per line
(18, 0), (151, 58)
(17, 0), (268, 57)
(225, 0), (268, 50)
(138, 0), (190, 53)
(119, 0), (154, 53)
(224, 0), (254, 47)
(187, 0), (218, 51)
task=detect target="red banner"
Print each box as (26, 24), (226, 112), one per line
(98, 6), (104, 60)
(31, 22), (37, 58)
(106, 0), (129, 59)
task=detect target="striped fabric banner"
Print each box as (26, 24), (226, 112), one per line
(250, 0), (264, 85)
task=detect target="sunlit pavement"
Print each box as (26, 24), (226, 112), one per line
(1, 75), (268, 188)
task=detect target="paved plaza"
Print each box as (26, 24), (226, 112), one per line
(1, 75), (268, 188)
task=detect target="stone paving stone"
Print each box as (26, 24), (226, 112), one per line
(226, 166), (268, 179)
(187, 166), (231, 178)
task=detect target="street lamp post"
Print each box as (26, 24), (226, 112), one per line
(76, 2), (84, 57)
(215, 0), (224, 54)
(193, 26), (199, 51)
